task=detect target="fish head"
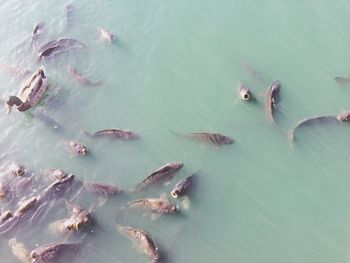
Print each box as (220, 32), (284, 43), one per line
(171, 162), (183, 170)
(337, 111), (350, 121)
(222, 136), (235, 144)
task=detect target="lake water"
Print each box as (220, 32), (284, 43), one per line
(1, 0), (350, 262)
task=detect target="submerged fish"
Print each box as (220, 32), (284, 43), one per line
(288, 114), (350, 141)
(35, 112), (61, 130)
(116, 225), (159, 262)
(171, 131), (234, 146)
(81, 128), (140, 141)
(67, 66), (103, 87)
(14, 196), (38, 216)
(9, 238), (31, 263)
(264, 80), (281, 123)
(335, 75), (350, 84)
(37, 38), (85, 60)
(127, 198), (177, 214)
(134, 162), (183, 191)
(30, 242), (80, 263)
(84, 181), (122, 197)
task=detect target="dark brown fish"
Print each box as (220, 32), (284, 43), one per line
(66, 202), (92, 231)
(171, 172), (196, 198)
(171, 131), (234, 146)
(288, 116), (339, 141)
(116, 225), (159, 262)
(82, 128), (140, 141)
(84, 181), (122, 197)
(67, 66), (103, 87)
(37, 38), (85, 60)
(134, 162), (183, 191)
(41, 174), (75, 201)
(9, 163), (26, 177)
(127, 198), (177, 214)
(30, 242), (80, 263)
(264, 80), (281, 123)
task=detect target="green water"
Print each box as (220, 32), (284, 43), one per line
(1, 0), (350, 262)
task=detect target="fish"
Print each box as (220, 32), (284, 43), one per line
(84, 181), (122, 197)
(288, 116), (340, 141)
(98, 28), (115, 42)
(37, 38), (85, 60)
(81, 128), (140, 141)
(41, 174), (75, 201)
(237, 83), (251, 101)
(171, 172), (196, 198)
(67, 66), (103, 87)
(134, 162), (183, 191)
(35, 112), (61, 130)
(32, 22), (44, 37)
(9, 238), (31, 263)
(127, 198), (177, 214)
(14, 196), (38, 216)
(335, 75), (350, 84)
(170, 131), (234, 146)
(68, 141), (87, 156)
(9, 163), (26, 177)
(66, 202), (92, 231)
(116, 225), (159, 262)
(264, 80), (281, 123)
(30, 242), (80, 263)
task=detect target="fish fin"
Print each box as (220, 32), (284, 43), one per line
(182, 196), (191, 210)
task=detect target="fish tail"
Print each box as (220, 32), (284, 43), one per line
(80, 128), (93, 137)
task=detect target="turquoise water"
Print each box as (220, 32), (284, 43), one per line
(1, 1), (350, 262)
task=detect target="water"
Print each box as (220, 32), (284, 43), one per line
(1, 0), (350, 262)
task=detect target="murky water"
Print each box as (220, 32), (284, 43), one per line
(1, 1), (350, 262)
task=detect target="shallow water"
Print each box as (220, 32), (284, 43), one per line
(1, 0), (350, 262)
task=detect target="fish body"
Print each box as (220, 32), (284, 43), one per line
(84, 181), (122, 197)
(172, 131), (234, 146)
(127, 198), (177, 214)
(30, 242), (80, 263)
(0, 210), (13, 222)
(14, 196), (38, 216)
(82, 128), (140, 140)
(134, 162), (183, 191)
(171, 173), (196, 198)
(117, 225), (159, 261)
(41, 174), (75, 201)
(264, 80), (281, 123)
(288, 116), (338, 141)
(9, 239), (31, 263)
(335, 75), (350, 84)
(67, 66), (103, 87)
(37, 38), (85, 60)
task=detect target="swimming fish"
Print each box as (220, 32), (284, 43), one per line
(116, 225), (159, 262)
(237, 83), (251, 101)
(264, 80), (281, 123)
(67, 66), (103, 87)
(134, 162), (183, 191)
(171, 131), (234, 146)
(81, 128), (140, 141)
